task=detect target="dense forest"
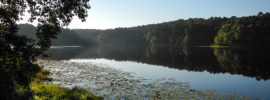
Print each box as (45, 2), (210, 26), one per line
(214, 12), (270, 46)
(17, 24), (96, 46)
(18, 12), (270, 47)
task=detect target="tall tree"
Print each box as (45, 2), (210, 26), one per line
(0, 0), (90, 99)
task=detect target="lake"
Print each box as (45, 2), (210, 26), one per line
(47, 45), (270, 99)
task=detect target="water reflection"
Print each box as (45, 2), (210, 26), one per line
(214, 47), (270, 80)
(47, 45), (270, 99)
(48, 45), (270, 80)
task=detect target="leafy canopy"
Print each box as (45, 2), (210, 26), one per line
(0, 0), (90, 99)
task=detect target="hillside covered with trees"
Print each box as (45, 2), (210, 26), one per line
(18, 12), (270, 47)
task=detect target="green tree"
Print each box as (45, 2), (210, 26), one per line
(0, 0), (90, 99)
(214, 23), (241, 45)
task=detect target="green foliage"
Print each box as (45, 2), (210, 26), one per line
(142, 18), (227, 47)
(0, 0), (90, 99)
(0, 56), (40, 99)
(214, 23), (241, 45)
(30, 79), (103, 100)
(214, 12), (270, 46)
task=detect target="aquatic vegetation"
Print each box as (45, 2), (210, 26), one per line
(37, 60), (256, 100)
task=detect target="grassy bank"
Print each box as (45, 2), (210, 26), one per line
(31, 68), (103, 100)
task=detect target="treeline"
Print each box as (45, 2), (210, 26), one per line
(143, 18), (227, 47)
(214, 12), (270, 46)
(18, 12), (270, 47)
(17, 24), (97, 46)
(94, 12), (270, 47)
(142, 12), (270, 47)
(96, 27), (146, 44)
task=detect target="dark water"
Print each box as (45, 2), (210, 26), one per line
(48, 45), (270, 99)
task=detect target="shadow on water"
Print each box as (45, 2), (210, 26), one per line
(213, 47), (270, 80)
(48, 45), (270, 81)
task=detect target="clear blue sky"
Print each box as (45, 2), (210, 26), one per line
(20, 0), (270, 29)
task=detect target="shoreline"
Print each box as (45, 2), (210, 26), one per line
(37, 60), (146, 98)
(37, 60), (255, 99)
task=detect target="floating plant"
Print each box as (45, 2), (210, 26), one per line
(37, 60), (257, 100)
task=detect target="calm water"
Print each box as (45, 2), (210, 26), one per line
(48, 45), (270, 99)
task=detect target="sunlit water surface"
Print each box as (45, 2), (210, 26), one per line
(48, 45), (270, 99)
(67, 58), (270, 99)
